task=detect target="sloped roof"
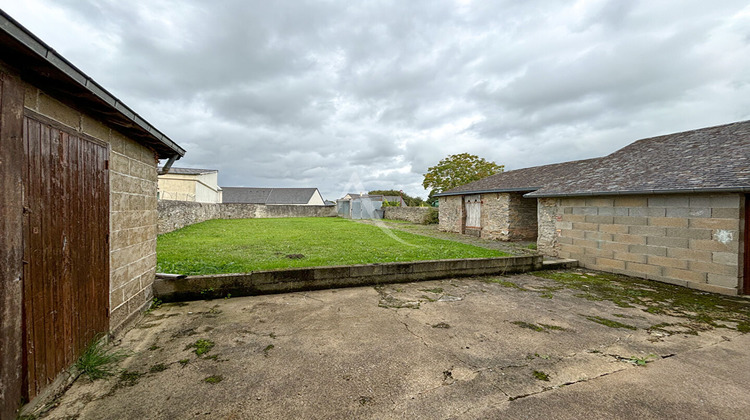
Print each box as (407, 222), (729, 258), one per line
(438, 120), (750, 198)
(222, 187), (320, 204)
(0, 11), (185, 159)
(159, 167), (218, 175)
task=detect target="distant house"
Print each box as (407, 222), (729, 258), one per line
(436, 120), (750, 296)
(158, 167), (222, 203)
(222, 187), (325, 205)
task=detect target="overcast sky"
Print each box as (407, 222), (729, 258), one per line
(3, 1), (749, 200)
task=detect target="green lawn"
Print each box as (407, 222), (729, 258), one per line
(157, 218), (507, 275)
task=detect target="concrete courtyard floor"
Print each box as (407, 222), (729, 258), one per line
(44, 269), (750, 419)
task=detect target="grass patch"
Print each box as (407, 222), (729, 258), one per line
(157, 218), (506, 275)
(532, 270), (750, 333)
(204, 375), (223, 384)
(149, 363), (168, 373)
(533, 370), (550, 381)
(75, 337), (129, 380)
(187, 339), (215, 356)
(483, 278), (524, 289)
(584, 315), (637, 330)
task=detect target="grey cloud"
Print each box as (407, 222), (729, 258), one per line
(3, 0), (749, 200)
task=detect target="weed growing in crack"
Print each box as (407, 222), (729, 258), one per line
(263, 344), (275, 357)
(584, 315), (637, 330)
(533, 370), (550, 381)
(149, 363), (168, 373)
(625, 354), (658, 366)
(204, 375), (223, 384)
(75, 337), (130, 380)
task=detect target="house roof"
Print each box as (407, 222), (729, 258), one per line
(158, 167), (218, 175)
(0, 11), (185, 159)
(437, 120), (750, 198)
(222, 187), (321, 204)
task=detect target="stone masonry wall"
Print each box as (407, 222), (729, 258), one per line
(158, 200), (338, 234)
(537, 194), (743, 295)
(509, 194), (538, 241)
(438, 195), (463, 233)
(24, 86), (159, 332)
(384, 207), (431, 224)
(479, 193), (510, 240)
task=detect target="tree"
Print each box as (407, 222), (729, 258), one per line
(368, 190), (426, 207)
(422, 153), (504, 203)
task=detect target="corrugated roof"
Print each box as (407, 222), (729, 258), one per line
(438, 120), (750, 198)
(222, 187), (320, 204)
(159, 167), (218, 175)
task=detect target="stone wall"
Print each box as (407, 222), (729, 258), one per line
(24, 85), (159, 332)
(509, 194), (538, 241)
(479, 193), (510, 240)
(438, 195), (463, 233)
(158, 200), (338, 234)
(384, 207), (431, 224)
(537, 193), (744, 295)
(439, 193), (538, 241)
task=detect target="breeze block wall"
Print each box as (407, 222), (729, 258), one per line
(537, 194), (743, 295)
(24, 88), (159, 332)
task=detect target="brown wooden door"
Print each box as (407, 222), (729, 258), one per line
(22, 112), (110, 400)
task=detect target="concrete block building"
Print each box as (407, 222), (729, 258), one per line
(0, 12), (185, 415)
(158, 167), (222, 203)
(436, 121), (749, 296)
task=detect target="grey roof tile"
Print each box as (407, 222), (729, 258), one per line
(222, 187), (320, 204)
(439, 120), (750, 198)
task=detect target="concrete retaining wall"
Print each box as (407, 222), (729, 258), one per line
(158, 200), (337, 234)
(154, 255), (543, 302)
(384, 207), (431, 224)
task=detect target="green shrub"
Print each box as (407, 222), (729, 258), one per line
(422, 208), (439, 225)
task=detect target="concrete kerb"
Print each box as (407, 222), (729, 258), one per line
(153, 255), (544, 302)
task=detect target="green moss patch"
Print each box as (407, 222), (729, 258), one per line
(532, 270), (750, 333)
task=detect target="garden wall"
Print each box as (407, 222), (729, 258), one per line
(384, 207), (431, 224)
(158, 200), (337, 234)
(154, 255), (543, 302)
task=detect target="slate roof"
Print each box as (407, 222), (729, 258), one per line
(159, 167), (218, 175)
(222, 187), (321, 204)
(437, 120), (750, 198)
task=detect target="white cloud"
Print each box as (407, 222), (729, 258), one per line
(2, 0), (749, 200)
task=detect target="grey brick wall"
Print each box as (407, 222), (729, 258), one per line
(538, 193), (743, 295)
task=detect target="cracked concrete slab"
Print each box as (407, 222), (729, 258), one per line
(39, 270), (750, 419)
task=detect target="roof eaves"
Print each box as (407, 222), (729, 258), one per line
(0, 10), (185, 159)
(434, 187), (540, 197)
(526, 186), (750, 198)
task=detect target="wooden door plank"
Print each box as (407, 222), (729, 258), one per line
(0, 72), (25, 419)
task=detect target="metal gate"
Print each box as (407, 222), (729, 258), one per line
(22, 112), (110, 400)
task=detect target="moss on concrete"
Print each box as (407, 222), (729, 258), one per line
(532, 270), (750, 333)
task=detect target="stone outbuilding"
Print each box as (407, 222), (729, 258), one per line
(436, 121), (749, 296)
(0, 12), (185, 416)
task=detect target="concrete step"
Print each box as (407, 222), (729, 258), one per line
(542, 258), (579, 270)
